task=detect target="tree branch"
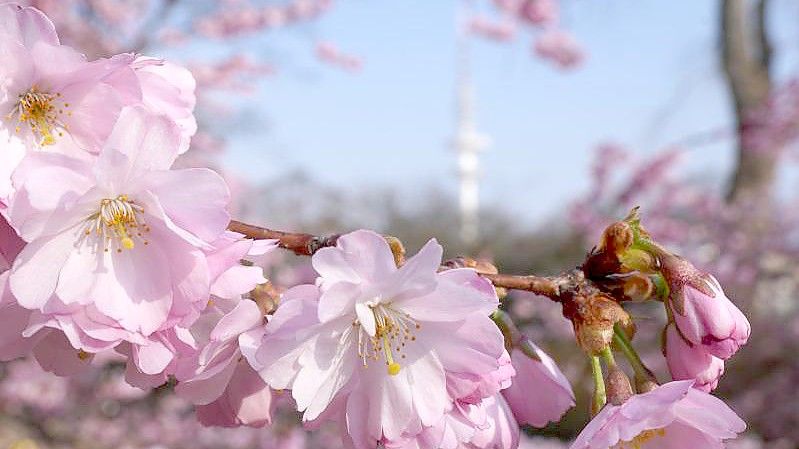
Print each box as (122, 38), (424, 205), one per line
(228, 219), (562, 299)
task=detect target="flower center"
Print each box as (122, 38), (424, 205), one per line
(7, 86), (71, 146)
(354, 303), (420, 376)
(82, 195), (149, 253)
(612, 428), (665, 449)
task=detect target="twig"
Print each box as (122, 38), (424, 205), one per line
(228, 220), (562, 299)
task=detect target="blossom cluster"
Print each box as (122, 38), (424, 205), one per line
(0, 4), (752, 449)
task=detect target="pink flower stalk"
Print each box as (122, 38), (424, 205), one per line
(246, 230), (505, 448)
(502, 339), (575, 427)
(0, 3), (139, 150)
(570, 380), (746, 449)
(663, 262), (750, 360)
(8, 105), (230, 337)
(664, 323), (724, 392)
(533, 30), (584, 70)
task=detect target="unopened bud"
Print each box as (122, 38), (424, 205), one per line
(619, 248), (658, 274)
(605, 363), (634, 405)
(599, 221), (634, 254)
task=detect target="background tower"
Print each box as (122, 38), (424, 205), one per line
(453, 7), (490, 247)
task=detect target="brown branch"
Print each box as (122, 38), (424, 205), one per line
(480, 273), (559, 298)
(228, 219), (561, 299)
(228, 220), (340, 256)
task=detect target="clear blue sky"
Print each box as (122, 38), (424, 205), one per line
(202, 0), (799, 225)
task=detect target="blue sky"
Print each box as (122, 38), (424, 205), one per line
(195, 0), (799, 225)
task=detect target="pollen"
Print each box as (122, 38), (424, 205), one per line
(355, 302), (419, 377)
(7, 86), (70, 146)
(82, 195), (149, 252)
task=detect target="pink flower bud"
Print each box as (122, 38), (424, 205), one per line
(502, 340), (575, 427)
(664, 323), (724, 392)
(667, 269), (750, 360)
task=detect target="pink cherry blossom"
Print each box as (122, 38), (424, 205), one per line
(669, 275), (750, 360)
(246, 230), (504, 448)
(0, 3), (139, 151)
(502, 339), (575, 427)
(533, 30), (584, 70)
(520, 0), (558, 25)
(664, 323), (724, 392)
(571, 380), (745, 449)
(176, 299), (273, 428)
(380, 394), (520, 449)
(8, 105), (229, 337)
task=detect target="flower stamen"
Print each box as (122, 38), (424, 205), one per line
(355, 303), (419, 376)
(82, 195), (149, 253)
(7, 86), (70, 146)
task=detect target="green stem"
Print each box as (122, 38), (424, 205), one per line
(590, 355), (606, 415)
(612, 324), (656, 382)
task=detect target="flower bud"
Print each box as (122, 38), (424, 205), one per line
(661, 254), (750, 360)
(604, 363), (634, 405)
(663, 323), (724, 392)
(599, 221), (634, 254)
(503, 338), (575, 427)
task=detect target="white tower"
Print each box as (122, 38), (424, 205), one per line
(453, 10), (490, 247)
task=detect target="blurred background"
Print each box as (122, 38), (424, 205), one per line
(3, 1), (799, 448)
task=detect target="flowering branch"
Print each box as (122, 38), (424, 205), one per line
(228, 219), (563, 298)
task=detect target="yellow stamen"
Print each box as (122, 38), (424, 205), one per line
(8, 86), (69, 146)
(82, 195), (148, 252)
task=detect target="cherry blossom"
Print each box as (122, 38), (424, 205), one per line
(661, 258), (750, 360)
(571, 381), (746, 449)
(502, 339), (575, 427)
(8, 104), (229, 336)
(246, 230), (505, 448)
(0, 2), (137, 151)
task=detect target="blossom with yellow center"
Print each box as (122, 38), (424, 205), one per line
(7, 86), (71, 146)
(83, 195), (149, 252)
(355, 302), (421, 376)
